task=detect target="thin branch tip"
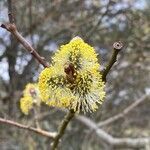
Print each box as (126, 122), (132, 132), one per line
(0, 23), (16, 32)
(0, 117), (56, 139)
(102, 41), (124, 82)
(1, 21), (49, 68)
(113, 41), (123, 51)
(1, 24), (6, 29)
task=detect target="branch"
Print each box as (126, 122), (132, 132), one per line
(51, 110), (75, 150)
(102, 41), (123, 82)
(7, 0), (15, 23)
(85, 0), (111, 39)
(98, 94), (149, 127)
(1, 23), (49, 68)
(78, 116), (150, 149)
(0, 117), (56, 139)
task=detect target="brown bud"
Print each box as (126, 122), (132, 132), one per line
(64, 63), (74, 75)
(64, 63), (76, 83)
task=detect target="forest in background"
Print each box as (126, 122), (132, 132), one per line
(0, 0), (150, 149)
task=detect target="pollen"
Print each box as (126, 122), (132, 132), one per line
(38, 37), (105, 113)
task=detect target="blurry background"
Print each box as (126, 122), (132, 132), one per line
(0, 0), (150, 149)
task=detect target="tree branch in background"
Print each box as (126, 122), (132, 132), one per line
(98, 94), (149, 127)
(102, 41), (123, 82)
(78, 116), (150, 149)
(0, 117), (56, 139)
(85, 0), (111, 39)
(1, 23), (49, 68)
(7, 0), (15, 23)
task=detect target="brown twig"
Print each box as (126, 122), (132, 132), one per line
(0, 117), (56, 139)
(7, 0), (15, 23)
(102, 41), (123, 82)
(1, 23), (49, 68)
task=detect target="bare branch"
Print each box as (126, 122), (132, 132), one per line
(7, 0), (15, 23)
(102, 41), (123, 81)
(1, 23), (49, 68)
(98, 94), (149, 127)
(0, 117), (56, 139)
(78, 116), (150, 149)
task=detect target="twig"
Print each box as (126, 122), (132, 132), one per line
(98, 94), (149, 127)
(85, 0), (111, 39)
(7, 0), (15, 23)
(1, 23), (49, 68)
(51, 110), (75, 150)
(0, 117), (56, 139)
(78, 116), (150, 149)
(102, 41), (123, 82)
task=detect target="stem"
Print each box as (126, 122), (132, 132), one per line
(102, 41), (123, 82)
(51, 110), (75, 150)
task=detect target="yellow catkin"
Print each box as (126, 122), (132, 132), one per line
(38, 37), (105, 113)
(20, 83), (41, 115)
(20, 96), (33, 115)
